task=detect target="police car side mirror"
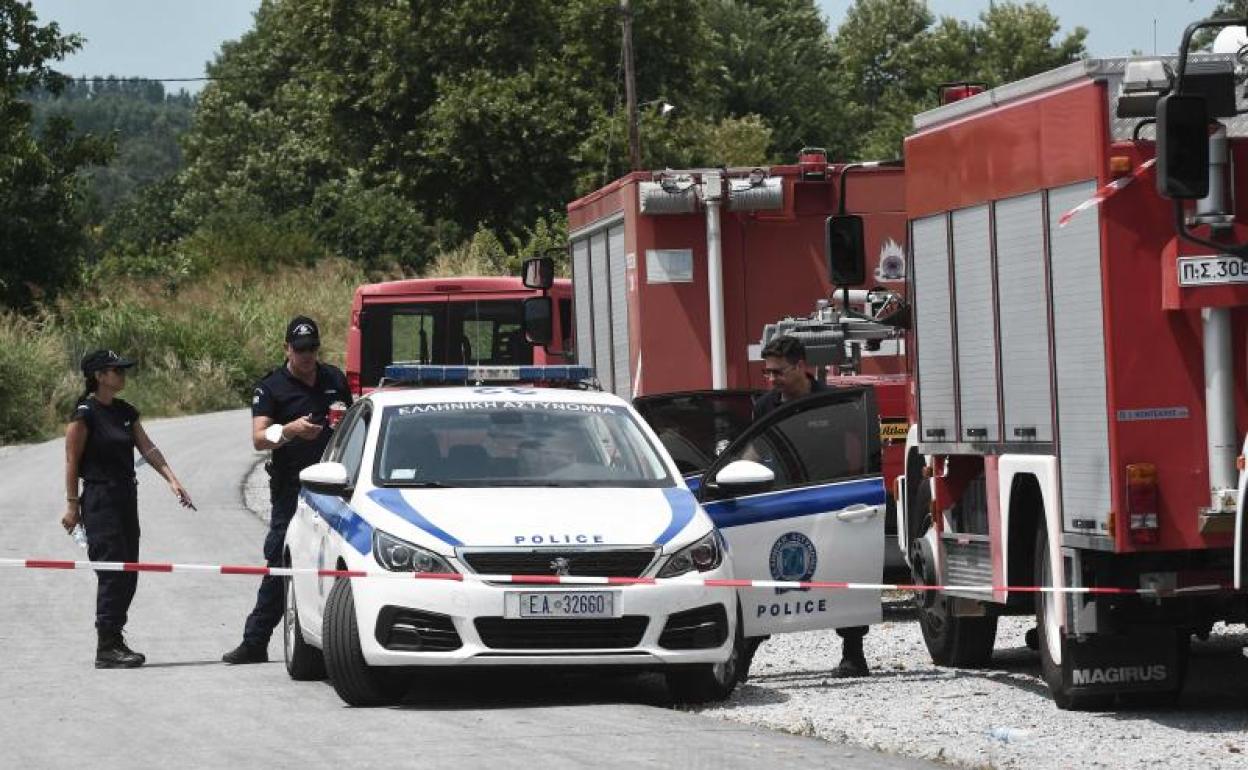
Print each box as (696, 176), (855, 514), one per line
(301, 461), (351, 496)
(713, 460), (775, 495)
(522, 296), (554, 346)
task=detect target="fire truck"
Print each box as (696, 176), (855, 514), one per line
(869, 21), (1248, 709)
(564, 154), (910, 568)
(346, 276), (573, 396)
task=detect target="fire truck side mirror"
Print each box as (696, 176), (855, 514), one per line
(826, 215), (867, 286)
(522, 256), (555, 290)
(522, 296), (553, 346)
(1156, 93), (1210, 200)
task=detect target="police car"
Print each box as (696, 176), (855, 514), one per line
(283, 365), (885, 707)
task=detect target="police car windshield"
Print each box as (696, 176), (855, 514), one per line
(375, 401), (673, 488)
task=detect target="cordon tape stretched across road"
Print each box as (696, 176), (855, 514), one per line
(0, 557), (1228, 596)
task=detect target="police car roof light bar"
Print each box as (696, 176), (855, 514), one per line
(381, 364), (595, 388)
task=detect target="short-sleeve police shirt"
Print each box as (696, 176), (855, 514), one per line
(72, 397), (140, 482)
(253, 362), (353, 479)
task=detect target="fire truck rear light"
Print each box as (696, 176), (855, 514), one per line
(347, 370), (361, 395)
(1109, 155), (1132, 176)
(1125, 463), (1159, 545)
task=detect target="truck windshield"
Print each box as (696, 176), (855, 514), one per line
(375, 402), (673, 488)
(359, 300), (532, 388)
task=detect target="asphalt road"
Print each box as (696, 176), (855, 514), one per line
(0, 409), (934, 770)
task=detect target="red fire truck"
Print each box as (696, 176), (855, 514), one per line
(878, 24), (1248, 709)
(346, 276), (574, 396)
(565, 155), (910, 566)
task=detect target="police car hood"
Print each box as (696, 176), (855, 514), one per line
(358, 486), (704, 552)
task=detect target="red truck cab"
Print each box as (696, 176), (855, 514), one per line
(347, 276), (574, 395)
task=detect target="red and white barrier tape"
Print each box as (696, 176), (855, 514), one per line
(1057, 158), (1156, 228)
(0, 557), (1228, 596)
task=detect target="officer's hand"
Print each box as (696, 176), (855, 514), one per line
(170, 481), (196, 511)
(287, 414), (324, 441)
(61, 507), (81, 533)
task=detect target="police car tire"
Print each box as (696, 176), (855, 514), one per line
(323, 577), (407, 707)
(283, 575), (325, 681)
(1034, 523), (1111, 711)
(664, 608), (745, 704)
(911, 484), (996, 668)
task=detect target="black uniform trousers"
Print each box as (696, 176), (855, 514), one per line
(242, 477), (300, 647)
(81, 479), (140, 633)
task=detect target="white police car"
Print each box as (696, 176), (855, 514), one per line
(284, 366), (885, 707)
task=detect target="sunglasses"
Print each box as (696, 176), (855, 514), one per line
(762, 364), (795, 378)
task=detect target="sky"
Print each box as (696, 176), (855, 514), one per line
(27, 0), (1229, 95)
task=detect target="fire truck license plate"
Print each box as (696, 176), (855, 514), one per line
(1177, 255), (1248, 286)
(506, 591), (617, 619)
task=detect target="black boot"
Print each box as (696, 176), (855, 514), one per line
(96, 630), (144, 669)
(831, 636), (870, 678)
(222, 642), (269, 665)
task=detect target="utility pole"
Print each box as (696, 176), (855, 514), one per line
(621, 0), (640, 170)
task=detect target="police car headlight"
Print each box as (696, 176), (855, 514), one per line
(657, 530), (723, 578)
(372, 530), (456, 574)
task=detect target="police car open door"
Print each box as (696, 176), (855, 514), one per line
(696, 387), (885, 637)
(632, 389), (759, 487)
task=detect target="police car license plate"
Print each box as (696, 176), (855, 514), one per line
(505, 591), (617, 619)
(1177, 255), (1248, 286)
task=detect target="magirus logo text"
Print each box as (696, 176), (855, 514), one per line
(1071, 664), (1168, 686)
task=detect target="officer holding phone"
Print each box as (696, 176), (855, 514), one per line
(223, 316), (352, 664)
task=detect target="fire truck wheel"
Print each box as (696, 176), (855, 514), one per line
(912, 538), (997, 667)
(1033, 523), (1111, 711)
(910, 485), (997, 668)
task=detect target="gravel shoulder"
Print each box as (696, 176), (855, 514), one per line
(695, 598), (1248, 768)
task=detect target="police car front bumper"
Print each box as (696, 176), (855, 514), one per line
(350, 571), (736, 667)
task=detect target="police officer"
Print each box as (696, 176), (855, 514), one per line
(749, 335), (871, 678)
(223, 316), (351, 664)
(61, 350), (195, 668)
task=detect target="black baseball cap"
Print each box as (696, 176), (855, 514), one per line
(81, 349), (136, 375)
(286, 315), (321, 351)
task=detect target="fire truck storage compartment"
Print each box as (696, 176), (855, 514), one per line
(994, 192), (1053, 443)
(911, 215), (955, 444)
(911, 179), (1112, 536)
(1048, 181), (1112, 536)
(571, 221), (631, 398)
(951, 204), (999, 443)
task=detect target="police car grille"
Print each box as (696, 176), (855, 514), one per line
(474, 617), (649, 650)
(658, 604), (729, 650)
(375, 606), (462, 652)
(460, 549), (657, 578)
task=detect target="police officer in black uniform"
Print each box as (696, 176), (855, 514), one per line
(62, 350), (195, 668)
(749, 335), (871, 678)
(223, 316), (351, 664)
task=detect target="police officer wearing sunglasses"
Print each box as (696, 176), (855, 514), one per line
(223, 316), (352, 664)
(62, 350), (196, 668)
(750, 335), (872, 679)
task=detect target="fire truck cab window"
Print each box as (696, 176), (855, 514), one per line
(359, 300), (534, 388)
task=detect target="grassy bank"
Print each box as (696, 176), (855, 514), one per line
(0, 259), (366, 444)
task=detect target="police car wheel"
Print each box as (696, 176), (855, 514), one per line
(665, 612), (744, 704)
(284, 574), (325, 681)
(1034, 523), (1111, 711)
(323, 577), (408, 707)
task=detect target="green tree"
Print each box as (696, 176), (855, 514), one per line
(0, 1), (113, 308)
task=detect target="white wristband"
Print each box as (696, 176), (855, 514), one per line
(264, 423), (284, 445)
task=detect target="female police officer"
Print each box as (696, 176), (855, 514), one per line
(60, 350), (195, 668)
